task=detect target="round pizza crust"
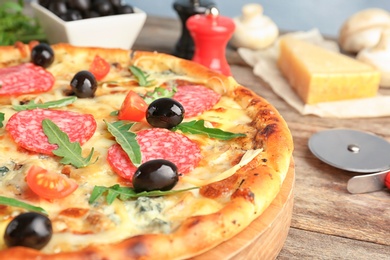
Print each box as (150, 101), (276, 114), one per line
(0, 44), (294, 259)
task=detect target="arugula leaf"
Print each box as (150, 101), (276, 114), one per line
(12, 97), (77, 111)
(142, 86), (177, 104)
(0, 196), (48, 215)
(0, 112), (4, 127)
(129, 65), (153, 86)
(173, 120), (246, 140)
(104, 120), (141, 167)
(110, 110), (119, 116)
(42, 119), (96, 168)
(89, 184), (199, 205)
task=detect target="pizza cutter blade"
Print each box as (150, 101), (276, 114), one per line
(308, 129), (390, 193)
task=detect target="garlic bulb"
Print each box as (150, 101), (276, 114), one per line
(339, 8), (390, 53)
(357, 29), (390, 88)
(230, 3), (279, 50)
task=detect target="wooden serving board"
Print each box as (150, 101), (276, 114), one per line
(194, 160), (295, 259)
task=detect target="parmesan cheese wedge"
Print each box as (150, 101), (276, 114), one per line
(277, 37), (381, 104)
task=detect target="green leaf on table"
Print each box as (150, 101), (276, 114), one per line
(129, 65), (154, 87)
(173, 120), (246, 140)
(42, 119), (96, 168)
(0, 196), (48, 215)
(89, 184), (199, 205)
(142, 86), (177, 104)
(104, 120), (141, 167)
(12, 97), (77, 111)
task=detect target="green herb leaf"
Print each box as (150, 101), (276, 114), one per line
(129, 65), (153, 86)
(104, 120), (141, 167)
(142, 86), (177, 104)
(0, 112), (4, 127)
(0, 196), (48, 215)
(110, 110), (119, 116)
(12, 97), (77, 111)
(42, 119), (96, 168)
(0, 1), (46, 46)
(173, 120), (246, 140)
(0, 166), (9, 174)
(89, 184), (199, 205)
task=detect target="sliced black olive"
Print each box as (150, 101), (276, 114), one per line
(31, 43), (55, 68)
(4, 212), (52, 250)
(132, 159), (179, 193)
(146, 98), (185, 129)
(70, 70), (98, 98)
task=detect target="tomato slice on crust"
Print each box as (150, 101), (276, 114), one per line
(26, 165), (78, 200)
(89, 55), (110, 80)
(118, 90), (148, 122)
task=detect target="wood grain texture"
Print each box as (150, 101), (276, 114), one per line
(134, 16), (390, 259)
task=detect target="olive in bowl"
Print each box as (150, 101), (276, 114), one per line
(38, 0), (136, 21)
(31, 0), (147, 49)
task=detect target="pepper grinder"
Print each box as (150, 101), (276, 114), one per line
(186, 7), (235, 76)
(173, 0), (216, 59)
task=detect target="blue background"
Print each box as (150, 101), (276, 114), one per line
(131, 0), (390, 37)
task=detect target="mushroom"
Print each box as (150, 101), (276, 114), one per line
(357, 29), (390, 88)
(230, 3), (279, 50)
(339, 8), (390, 53)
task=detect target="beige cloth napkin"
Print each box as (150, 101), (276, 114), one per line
(238, 29), (390, 118)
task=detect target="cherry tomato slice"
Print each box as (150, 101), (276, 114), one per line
(118, 91), (148, 122)
(26, 165), (78, 200)
(89, 55), (110, 80)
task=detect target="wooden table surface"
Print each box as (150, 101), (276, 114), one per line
(133, 16), (390, 259)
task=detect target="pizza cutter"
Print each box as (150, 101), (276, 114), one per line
(308, 129), (390, 194)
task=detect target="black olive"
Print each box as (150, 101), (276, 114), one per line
(69, 0), (91, 12)
(63, 9), (83, 21)
(115, 4), (134, 14)
(38, 0), (51, 8)
(48, 0), (68, 16)
(109, 0), (122, 8)
(146, 98), (185, 129)
(70, 70), (98, 98)
(92, 0), (114, 16)
(132, 159), (179, 193)
(31, 43), (55, 68)
(4, 212), (52, 250)
(84, 10), (100, 18)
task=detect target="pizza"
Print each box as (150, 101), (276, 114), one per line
(0, 42), (293, 259)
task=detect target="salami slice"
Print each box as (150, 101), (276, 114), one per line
(6, 109), (97, 155)
(173, 85), (221, 118)
(107, 128), (202, 180)
(0, 63), (54, 96)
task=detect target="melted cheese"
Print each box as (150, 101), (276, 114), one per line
(0, 52), (260, 253)
(278, 37), (381, 104)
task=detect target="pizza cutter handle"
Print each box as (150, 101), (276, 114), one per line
(347, 170), (390, 194)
